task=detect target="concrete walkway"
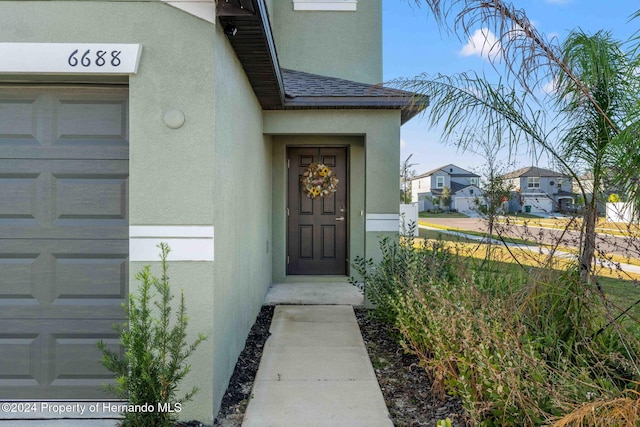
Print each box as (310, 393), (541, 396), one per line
(242, 304), (392, 427)
(1, 282), (388, 427)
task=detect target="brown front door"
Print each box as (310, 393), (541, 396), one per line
(287, 147), (347, 275)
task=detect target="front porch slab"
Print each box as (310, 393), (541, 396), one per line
(264, 282), (364, 305)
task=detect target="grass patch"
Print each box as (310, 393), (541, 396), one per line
(467, 255), (640, 321)
(419, 211), (469, 218)
(503, 212), (543, 219)
(419, 220), (539, 246)
(598, 276), (640, 320)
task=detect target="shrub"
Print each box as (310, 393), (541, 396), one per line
(356, 234), (640, 426)
(97, 243), (207, 427)
(350, 225), (456, 323)
(608, 193), (621, 203)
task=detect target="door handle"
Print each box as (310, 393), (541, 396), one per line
(335, 216), (345, 221)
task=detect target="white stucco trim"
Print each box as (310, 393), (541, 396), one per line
(163, 1), (216, 23)
(129, 226), (214, 261)
(366, 214), (400, 232)
(293, 0), (357, 11)
(0, 43), (142, 74)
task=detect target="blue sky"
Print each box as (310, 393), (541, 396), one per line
(382, 0), (640, 176)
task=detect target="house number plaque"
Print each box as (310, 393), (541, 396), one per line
(0, 43), (142, 74)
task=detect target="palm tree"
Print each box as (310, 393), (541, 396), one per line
(555, 30), (638, 282)
(397, 0), (640, 283)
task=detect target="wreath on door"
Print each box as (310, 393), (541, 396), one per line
(301, 162), (339, 199)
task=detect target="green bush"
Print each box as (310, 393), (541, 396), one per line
(356, 235), (640, 426)
(97, 243), (207, 427)
(350, 227), (456, 323)
(608, 193), (621, 203)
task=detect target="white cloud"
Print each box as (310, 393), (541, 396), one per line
(542, 78), (558, 95)
(460, 28), (502, 61)
(400, 138), (407, 149)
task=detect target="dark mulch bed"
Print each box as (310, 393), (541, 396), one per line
(355, 309), (469, 427)
(212, 305), (274, 426)
(209, 305), (468, 427)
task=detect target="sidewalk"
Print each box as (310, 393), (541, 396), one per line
(419, 222), (640, 278)
(242, 303), (392, 427)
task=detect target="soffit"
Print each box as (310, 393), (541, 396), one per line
(217, 0), (284, 107)
(217, 0), (427, 123)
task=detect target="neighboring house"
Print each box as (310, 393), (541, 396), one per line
(411, 164), (482, 213)
(0, 0), (424, 422)
(573, 172), (619, 214)
(503, 166), (573, 214)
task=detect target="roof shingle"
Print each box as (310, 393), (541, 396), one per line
(279, 69), (427, 123)
(503, 166), (568, 179)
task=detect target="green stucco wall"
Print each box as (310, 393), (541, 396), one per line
(211, 18), (273, 418)
(0, 1), (271, 422)
(0, 1), (401, 422)
(269, 0), (382, 84)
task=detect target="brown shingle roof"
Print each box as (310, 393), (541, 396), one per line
(413, 164), (479, 180)
(279, 69), (427, 124)
(503, 166), (568, 179)
(282, 69), (410, 98)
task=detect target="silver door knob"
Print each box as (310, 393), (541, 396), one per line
(335, 216), (345, 221)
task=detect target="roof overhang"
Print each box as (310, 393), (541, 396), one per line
(217, 0), (427, 123)
(279, 96), (427, 124)
(217, 0), (285, 107)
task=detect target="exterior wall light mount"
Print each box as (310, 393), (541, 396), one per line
(224, 22), (238, 37)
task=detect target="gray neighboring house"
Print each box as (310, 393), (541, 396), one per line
(410, 164), (482, 213)
(574, 172), (619, 214)
(503, 166), (574, 214)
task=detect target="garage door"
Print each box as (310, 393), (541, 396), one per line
(0, 86), (129, 399)
(454, 197), (476, 213)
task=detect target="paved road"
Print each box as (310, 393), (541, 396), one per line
(420, 218), (640, 260)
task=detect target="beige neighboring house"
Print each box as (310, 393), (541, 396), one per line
(411, 164), (482, 213)
(503, 166), (574, 214)
(574, 172), (619, 214)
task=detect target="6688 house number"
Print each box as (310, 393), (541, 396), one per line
(0, 43), (140, 74)
(68, 48), (122, 67)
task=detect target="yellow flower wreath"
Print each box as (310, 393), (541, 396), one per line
(300, 162), (339, 199)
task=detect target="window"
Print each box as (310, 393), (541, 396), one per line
(557, 178), (563, 188)
(293, 0), (357, 11)
(527, 177), (540, 189)
(470, 178), (479, 186)
(436, 176), (444, 188)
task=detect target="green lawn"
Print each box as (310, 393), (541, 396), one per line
(503, 212), (543, 219)
(598, 276), (640, 321)
(486, 259), (640, 321)
(419, 211), (469, 218)
(421, 233), (640, 322)
(420, 225), (539, 246)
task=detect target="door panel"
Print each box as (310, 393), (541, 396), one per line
(287, 147), (347, 275)
(0, 87), (128, 399)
